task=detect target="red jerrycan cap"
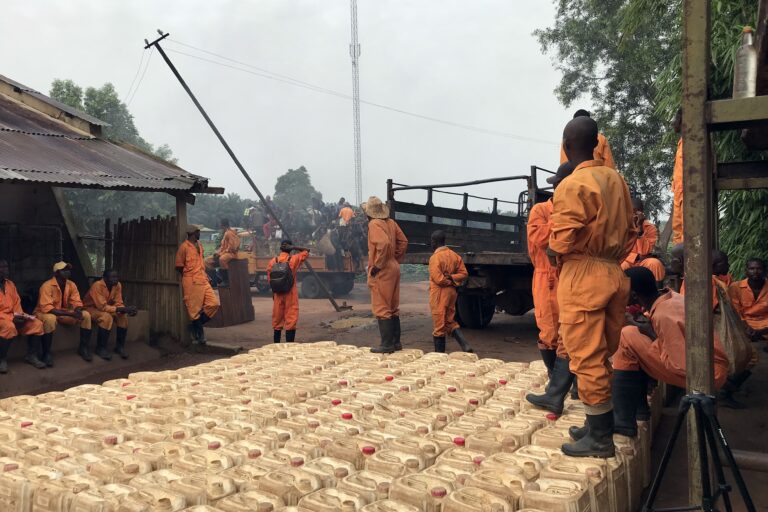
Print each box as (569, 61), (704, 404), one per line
(431, 487), (448, 498)
(361, 446), (376, 455)
(341, 413), (354, 420)
(453, 437), (465, 446)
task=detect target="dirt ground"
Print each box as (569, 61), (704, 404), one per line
(4, 281), (767, 509)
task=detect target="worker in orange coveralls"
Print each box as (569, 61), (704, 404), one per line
(339, 203), (356, 226)
(680, 249), (733, 310)
(569, 267), (729, 442)
(671, 108), (684, 244)
(527, 161), (575, 374)
(0, 259), (45, 373)
(559, 110), (616, 170)
(428, 230), (472, 354)
(529, 115), (635, 458)
(175, 225), (220, 345)
(267, 240), (309, 343)
(362, 196), (408, 354)
(620, 197), (666, 284)
(729, 258), (768, 342)
(84, 269), (138, 361)
(205, 218), (241, 288)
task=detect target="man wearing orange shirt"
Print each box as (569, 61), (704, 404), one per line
(428, 230), (472, 353)
(84, 270), (138, 360)
(205, 218), (241, 288)
(267, 240), (310, 343)
(671, 108), (684, 245)
(339, 203), (356, 226)
(559, 110), (616, 170)
(729, 258), (768, 342)
(621, 197), (665, 284)
(0, 259), (45, 373)
(680, 249), (733, 310)
(176, 225), (220, 344)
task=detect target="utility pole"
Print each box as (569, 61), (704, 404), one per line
(349, 0), (363, 205)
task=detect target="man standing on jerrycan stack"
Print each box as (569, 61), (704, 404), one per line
(362, 196), (408, 354)
(538, 115), (635, 458)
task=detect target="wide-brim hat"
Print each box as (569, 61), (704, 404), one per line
(547, 161), (576, 185)
(361, 196), (390, 219)
(52, 261), (72, 272)
(185, 224), (202, 235)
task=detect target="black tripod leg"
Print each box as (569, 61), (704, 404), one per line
(701, 416), (733, 512)
(693, 400), (714, 512)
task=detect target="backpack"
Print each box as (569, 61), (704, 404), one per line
(269, 256), (294, 293)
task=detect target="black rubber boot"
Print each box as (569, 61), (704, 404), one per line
(286, 330), (296, 342)
(25, 336), (45, 369)
(525, 357), (574, 415)
(570, 377), (579, 400)
(569, 423), (588, 442)
(452, 329), (474, 353)
(539, 348), (557, 376)
(274, 330), (282, 343)
(561, 411), (616, 458)
(718, 370), (752, 409)
(433, 336), (446, 353)
(188, 321), (199, 344)
(393, 316), (402, 351)
(194, 313), (209, 345)
(612, 370), (646, 437)
(206, 268), (219, 289)
(77, 329), (93, 362)
(217, 269), (230, 288)
(40, 333), (54, 367)
(95, 328), (112, 361)
(636, 372), (651, 421)
(371, 319), (396, 354)
(114, 327), (129, 359)
(0, 339), (10, 374)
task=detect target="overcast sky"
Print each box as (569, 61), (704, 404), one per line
(1, 1), (579, 210)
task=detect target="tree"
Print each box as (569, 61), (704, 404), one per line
(50, 79), (83, 110)
(188, 193), (254, 230)
(273, 166), (323, 211)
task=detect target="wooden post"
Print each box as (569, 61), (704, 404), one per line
(682, 0), (713, 503)
(175, 195), (189, 345)
(51, 187), (95, 279)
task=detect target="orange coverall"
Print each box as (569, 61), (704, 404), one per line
(267, 250), (309, 330)
(0, 279), (44, 339)
(613, 290), (729, 389)
(527, 200), (562, 353)
(175, 240), (220, 321)
(429, 246), (468, 337)
(728, 278), (768, 336)
(560, 133), (616, 170)
(35, 278), (92, 333)
(339, 207), (355, 226)
(550, 159), (635, 411)
(620, 220), (666, 282)
(367, 218), (408, 319)
(680, 274), (733, 310)
(205, 228), (241, 270)
(84, 280), (128, 331)
(671, 138), (684, 244)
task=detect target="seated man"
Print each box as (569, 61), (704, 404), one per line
(620, 197), (665, 284)
(680, 249), (733, 310)
(84, 269), (138, 361)
(204, 218), (241, 288)
(0, 259), (45, 372)
(34, 262), (92, 364)
(728, 258), (768, 343)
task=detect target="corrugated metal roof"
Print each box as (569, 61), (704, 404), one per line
(0, 92), (212, 193)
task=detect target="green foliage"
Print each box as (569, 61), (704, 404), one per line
(50, 79), (84, 110)
(188, 193), (255, 230)
(273, 166), (322, 211)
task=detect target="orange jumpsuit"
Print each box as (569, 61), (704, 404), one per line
(175, 240), (220, 321)
(527, 200), (561, 352)
(34, 278), (92, 333)
(681, 274), (733, 310)
(613, 290), (729, 389)
(620, 220), (666, 282)
(367, 219), (408, 319)
(550, 159), (635, 410)
(560, 133), (616, 170)
(0, 279), (44, 339)
(671, 138), (684, 244)
(339, 207), (355, 226)
(205, 228), (241, 270)
(429, 246), (468, 337)
(728, 278), (768, 336)
(267, 251), (309, 330)
(84, 280), (128, 331)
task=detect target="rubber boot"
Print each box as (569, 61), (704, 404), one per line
(433, 336), (446, 353)
(452, 329), (474, 353)
(539, 348), (557, 376)
(188, 321), (199, 344)
(636, 372), (651, 421)
(196, 313), (210, 345)
(286, 330), (296, 342)
(95, 328), (112, 361)
(25, 336), (45, 369)
(114, 327), (129, 359)
(0, 339), (10, 374)
(77, 329), (93, 362)
(371, 319), (396, 354)
(525, 357), (574, 415)
(274, 330), (282, 343)
(561, 411), (616, 458)
(393, 316), (402, 351)
(40, 333), (54, 367)
(718, 370), (752, 409)
(217, 269), (230, 288)
(570, 377), (579, 400)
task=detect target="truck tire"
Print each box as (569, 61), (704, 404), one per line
(332, 276), (355, 297)
(456, 295), (495, 329)
(300, 276), (324, 299)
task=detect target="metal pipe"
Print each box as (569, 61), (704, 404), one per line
(391, 175), (531, 191)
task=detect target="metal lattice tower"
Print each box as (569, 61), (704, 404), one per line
(349, 0), (363, 205)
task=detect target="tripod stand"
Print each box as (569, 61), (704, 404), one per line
(642, 393), (755, 512)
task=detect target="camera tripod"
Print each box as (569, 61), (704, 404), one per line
(642, 392), (755, 512)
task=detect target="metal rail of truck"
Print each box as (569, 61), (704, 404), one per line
(386, 165), (553, 328)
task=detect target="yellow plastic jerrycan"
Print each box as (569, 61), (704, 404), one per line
(442, 486), (512, 512)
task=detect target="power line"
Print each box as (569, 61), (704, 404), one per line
(164, 40), (559, 147)
(123, 50), (147, 103)
(126, 47), (154, 107)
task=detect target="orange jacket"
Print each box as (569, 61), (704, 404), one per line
(35, 277), (83, 314)
(339, 207), (355, 224)
(560, 133), (616, 170)
(267, 251), (309, 295)
(624, 220), (658, 264)
(429, 247), (467, 292)
(83, 279), (125, 314)
(0, 279), (24, 322)
(681, 274), (733, 310)
(218, 228), (241, 256)
(549, 160), (635, 262)
(175, 240), (207, 283)
(527, 200), (555, 271)
(728, 278), (768, 330)
(671, 138), (684, 244)
(367, 219), (408, 271)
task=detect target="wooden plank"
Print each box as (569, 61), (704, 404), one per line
(715, 160), (768, 189)
(175, 197), (189, 345)
(707, 96), (768, 131)
(392, 201), (522, 226)
(51, 187), (95, 280)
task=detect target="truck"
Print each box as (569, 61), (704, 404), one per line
(386, 166), (553, 329)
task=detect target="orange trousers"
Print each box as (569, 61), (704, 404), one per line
(532, 268), (559, 351)
(558, 257), (629, 411)
(368, 262), (401, 319)
(613, 325), (728, 389)
(181, 277), (220, 321)
(36, 311), (92, 334)
(205, 253), (237, 270)
(0, 318), (44, 339)
(430, 287), (458, 337)
(272, 288), (300, 330)
(621, 257), (666, 282)
(87, 309), (129, 331)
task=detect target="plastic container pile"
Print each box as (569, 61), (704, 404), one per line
(0, 342), (660, 512)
